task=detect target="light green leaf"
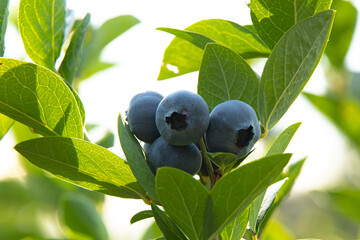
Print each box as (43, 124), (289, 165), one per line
(250, 0), (332, 49)
(249, 122), (301, 231)
(328, 189), (360, 222)
(0, 0), (9, 57)
(151, 203), (187, 240)
(0, 59), (83, 138)
(267, 122), (301, 156)
(206, 153), (291, 239)
(78, 15), (140, 80)
(155, 167), (209, 240)
(198, 43), (259, 112)
(59, 193), (109, 240)
(220, 208), (249, 240)
(0, 113), (13, 141)
(142, 222), (162, 240)
(158, 19), (271, 80)
(19, 0), (66, 70)
(255, 179), (287, 233)
(326, 0), (357, 68)
(59, 13), (90, 86)
(258, 10), (335, 132)
(14, 136), (146, 199)
(118, 114), (158, 201)
(207, 152), (237, 170)
(130, 210), (154, 225)
(261, 220), (294, 240)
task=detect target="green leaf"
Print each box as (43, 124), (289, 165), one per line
(255, 179), (287, 233)
(142, 222), (162, 240)
(267, 122), (301, 156)
(206, 153), (291, 239)
(14, 136), (146, 199)
(59, 193), (109, 240)
(78, 15), (140, 80)
(70, 87), (86, 126)
(0, 0), (9, 57)
(258, 10), (335, 132)
(328, 189), (360, 222)
(250, 0), (332, 49)
(198, 43), (259, 112)
(261, 220), (294, 240)
(0, 59), (83, 138)
(95, 130), (114, 148)
(130, 210), (154, 224)
(118, 114), (158, 201)
(0, 113), (13, 141)
(249, 122), (301, 231)
(158, 19), (270, 80)
(220, 208), (249, 240)
(257, 158), (306, 236)
(325, 0), (357, 68)
(59, 13), (90, 86)
(19, 0), (66, 70)
(151, 203), (187, 240)
(155, 167), (209, 240)
(303, 92), (360, 147)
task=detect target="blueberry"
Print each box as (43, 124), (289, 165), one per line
(156, 90), (209, 146)
(205, 100), (260, 158)
(148, 137), (202, 175)
(126, 91), (163, 143)
(143, 143), (151, 155)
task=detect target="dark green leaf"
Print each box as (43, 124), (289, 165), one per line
(0, 113), (13, 141)
(205, 153), (291, 239)
(155, 167), (209, 240)
(249, 192), (265, 232)
(59, 13), (90, 86)
(0, 0), (9, 57)
(0, 59), (83, 138)
(130, 210), (154, 224)
(220, 208), (249, 240)
(303, 92), (360, 147)
(198, 43), (259, 112)
(118, 114), (158, 200)
(267, 122), (301, 156)
(151, 203), (187, 240)
(258, 10), (335, 132)
(325, 0), (357, 68)
(250, 0), (332, 49)
(19, 0), (66, 70)
(59, 193), (109, 240)
(14, 136), (146, 199)
(255, 179), (287, 233)
(78, 15), (139, 80)
(158, 19), (270, 80)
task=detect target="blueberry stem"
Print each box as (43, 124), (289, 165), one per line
(199, 137), (215, 188)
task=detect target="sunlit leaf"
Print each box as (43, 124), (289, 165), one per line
(0, 0), (9, 57)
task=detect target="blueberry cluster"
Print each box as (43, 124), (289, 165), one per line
(126, 90), (261, 176)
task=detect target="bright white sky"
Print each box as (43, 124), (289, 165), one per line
(1, 0), (360, 239)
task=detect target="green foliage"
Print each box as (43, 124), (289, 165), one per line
(198, 43), (259, 112)
(156, 167), (209, 240)
(250, 0), (332, 49)
(151, 203), (188, 240)
(266, 122), (301, 156)
(158, 19), (270, 80)
(0, 0), (9, 57)
(220, 208), (249, 240)
(59, 14), (90, 86)
(118, 114), (158, 201)
(0, 59), (84, 138)
(130, 210), (154, 224)
(19, 0), (66, 71)
(14, 136), (146, 199)
(258, 10), (334, 132)
(328, 189), (360, 223)
(59, 193), (109, 240)
(325, 0), (357, 69)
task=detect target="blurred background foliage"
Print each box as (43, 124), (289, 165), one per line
(0, 0), (360, 239)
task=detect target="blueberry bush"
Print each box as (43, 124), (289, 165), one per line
(0, 0), (340, 239)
